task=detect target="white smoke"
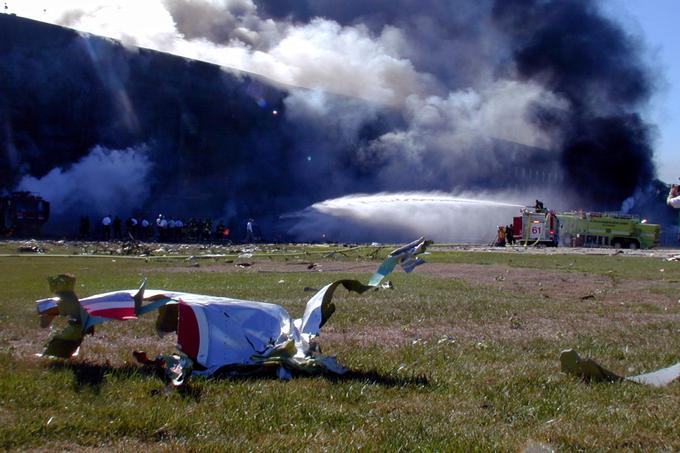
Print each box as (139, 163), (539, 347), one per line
(9, 0), (565, 149)
(358, 81), (568, 184)
(17, 145), (153, 221)
(9, 0), (427, 105)
(284, 89), (381, 142)
(405, 81), (568, 150)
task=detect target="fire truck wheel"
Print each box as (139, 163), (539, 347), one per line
(612, 240), (623, 249)
(628, 241), (639, 250)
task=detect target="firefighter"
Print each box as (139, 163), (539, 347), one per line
(505, 224), (515, 245)
(534, 199), (544, 212)
(495, 225), (506, 247)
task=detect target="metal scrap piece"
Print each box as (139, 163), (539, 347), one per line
(34, 237), (432, 385)
(560, 349), (680, 387)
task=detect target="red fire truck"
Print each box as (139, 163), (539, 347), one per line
(512, 207), (560, 247)
(0, 192), (50, 236)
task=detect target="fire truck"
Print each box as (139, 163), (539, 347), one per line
(557, 211), (659, 249)
(0, 192), (50, 237)
(511, 207), (560, 247)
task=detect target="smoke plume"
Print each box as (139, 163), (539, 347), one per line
(17, 145), (153, 225)
(0, 0), (659, 240)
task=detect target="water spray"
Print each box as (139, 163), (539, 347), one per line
(285, 192), (527, 244)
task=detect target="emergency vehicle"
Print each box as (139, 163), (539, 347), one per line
(511, 207), (560, 247)
(0, 192), (50, 236)
(557, 211), (659, 249)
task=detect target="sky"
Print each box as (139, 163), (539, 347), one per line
(5, 0), (679, 184)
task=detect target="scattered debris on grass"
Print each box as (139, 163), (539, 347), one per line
(34, 238), (432, 388)
(17, 245), (46, 253)
(368, 237), (432, 286)
(521, 440), (555, 453)
(560, 349), (680, 387)
(509, 314), (523, 330)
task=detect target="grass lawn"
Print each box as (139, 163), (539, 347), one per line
(0, 244), (679, 451)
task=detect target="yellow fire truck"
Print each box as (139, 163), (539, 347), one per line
(557, 211), (660, 249)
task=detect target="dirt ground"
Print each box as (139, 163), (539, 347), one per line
(160, 256), (680, 348)
(168, 258), (669, 308)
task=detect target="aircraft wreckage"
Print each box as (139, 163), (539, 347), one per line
(560, 349), (680, 387)
(33, 236), (680, 389)
(35, 238), (432, 385)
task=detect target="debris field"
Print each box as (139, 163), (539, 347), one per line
(1, 240), (679, 451)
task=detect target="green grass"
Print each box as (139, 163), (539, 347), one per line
(0, 248), (679, 451)
(426, 250), (680, 280)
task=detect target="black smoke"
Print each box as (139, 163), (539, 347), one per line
(492, 0), (655, 205)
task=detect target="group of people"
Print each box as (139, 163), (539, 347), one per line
(495, 224), (516, 247)
(153, 215), (187, 242)
(78, 214), (260, 243)
(80, 215), (156, 241)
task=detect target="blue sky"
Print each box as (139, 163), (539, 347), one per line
(606, 0), (680, 184)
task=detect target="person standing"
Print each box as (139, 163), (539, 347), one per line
(101, 214), (112, 240)
(159, 215), (168, 241)
(203, 218), (212, 242)
(79, 216), (90, 239)
(668, 183), (680, 243)
(175, 218), (183, 241)
(113, 216), (122, 239)
(130, 217), (138, 238)
(125, 217), (135, 239)
(667, 184), (680, 208)
(141, 218), (150, 241)
(245, 218), (254, 243)
(167, 218), (176, 242)
(495, 225), (506, 247)
(506, 224), (515, 245)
